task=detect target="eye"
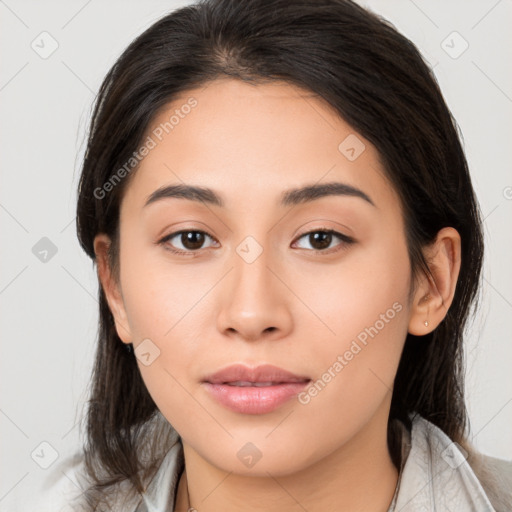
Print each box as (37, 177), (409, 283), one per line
(158, 230), (218, 255)
(158, 227), (355, 256)
(292, 228), (355, 254)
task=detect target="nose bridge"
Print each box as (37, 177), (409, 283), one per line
(233, 235), (273, 303)
(216, 233), (293, 340)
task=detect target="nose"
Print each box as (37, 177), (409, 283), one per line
(216, 241), (294, 343)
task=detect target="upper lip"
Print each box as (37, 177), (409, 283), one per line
(203, 364), (311, 384)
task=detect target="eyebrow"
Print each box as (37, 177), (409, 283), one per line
(144, 181), (375, 208)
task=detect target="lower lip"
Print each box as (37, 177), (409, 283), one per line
(202, 381), (310, 414)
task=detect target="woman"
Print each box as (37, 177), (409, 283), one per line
(40, 0), (512, 510)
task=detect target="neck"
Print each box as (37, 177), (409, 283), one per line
(175, 407), (398, 512)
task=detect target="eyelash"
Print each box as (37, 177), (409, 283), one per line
(157, 228), (355, 257)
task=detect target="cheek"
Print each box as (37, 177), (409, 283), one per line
(120, 247), (204, 339)
(118, 250), (215, 428)
(292, 235), (411, 408)
(293, 231), (411, 343)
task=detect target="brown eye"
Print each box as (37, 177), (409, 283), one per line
(159, 230), (218, 254)
(293, 229), (355, 253)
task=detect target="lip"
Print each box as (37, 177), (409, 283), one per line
(202, 364), (311, 414)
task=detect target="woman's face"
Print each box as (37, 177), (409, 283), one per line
(97, 78), (418, 476)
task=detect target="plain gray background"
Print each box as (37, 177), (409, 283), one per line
(1, 0), (511, 508)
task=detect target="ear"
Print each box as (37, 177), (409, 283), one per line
(408, 227), (461, 336)
(93, 233), (133, 344)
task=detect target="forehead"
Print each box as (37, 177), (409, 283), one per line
(121, 78), (399, 215)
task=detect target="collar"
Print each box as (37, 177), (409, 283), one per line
(391, 414), (496, 511)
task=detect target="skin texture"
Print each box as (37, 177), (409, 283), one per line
(94, 78), (461, 512)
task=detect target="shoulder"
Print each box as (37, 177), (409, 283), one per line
(468, 451), (512, 511)
(19, 450), (140, 512)
(30, 441), (185, 512)
(482, 454), (512, 485)
(22, 429), (184, 512)
(13, 451), (90, 512)
(394, 413), (511, 511)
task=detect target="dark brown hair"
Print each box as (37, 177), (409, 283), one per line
(75, 0), (484, 508)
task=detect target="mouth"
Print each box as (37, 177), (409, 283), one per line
(201, 364), (311, 414)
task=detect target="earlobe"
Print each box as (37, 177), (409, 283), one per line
(408, 227), (461, 336)
(93, 233), (133, 344)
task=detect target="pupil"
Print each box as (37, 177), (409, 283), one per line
(183, 231), (204, 249)
(311, 231), (331, 250)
